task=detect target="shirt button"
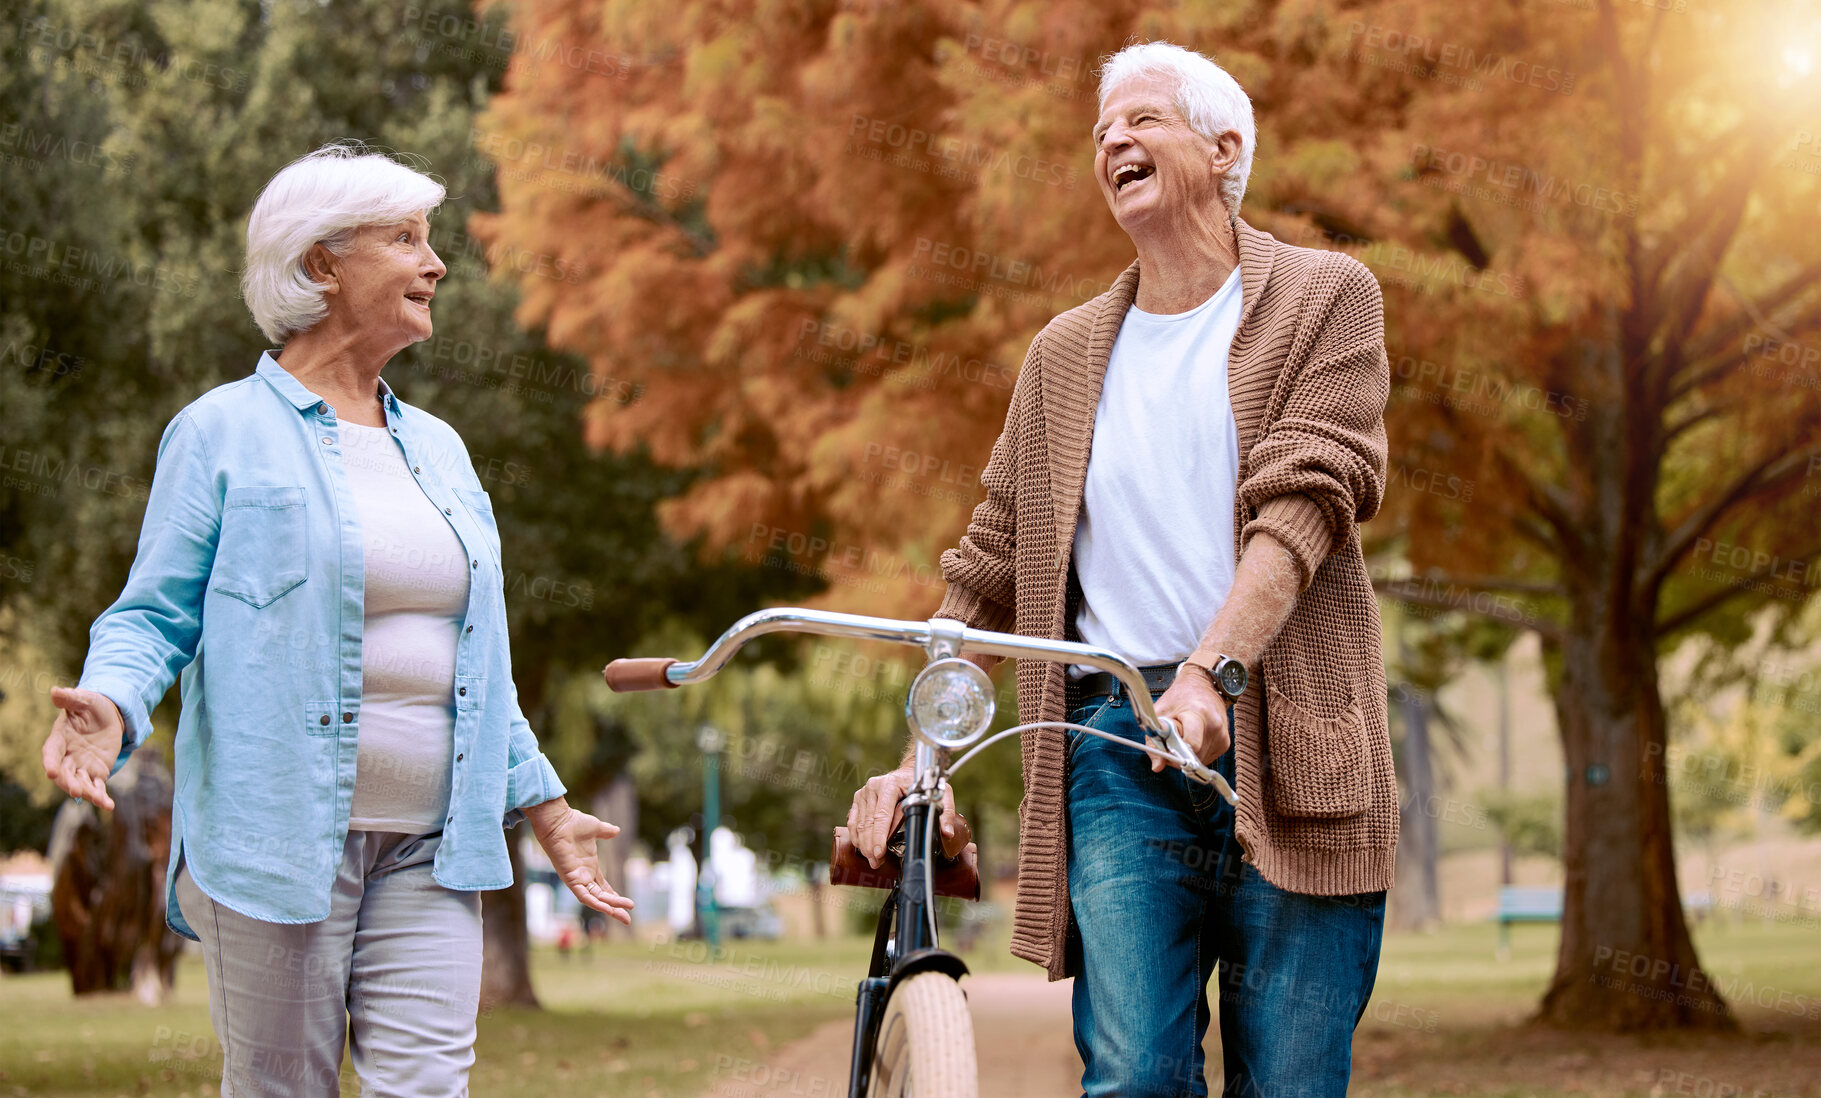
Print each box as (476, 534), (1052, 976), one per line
(471, 559), (478, 569)
(321, 437), (332, 445)
(444, 507), (453, 515)
(456, 753), (464, 762)
(458, 686), (467, 696)
(465, 625), (473, 634)
(316, 403), (328, 414)
(342, 712), (353, 723)
(318, 714), (330, 726)
(413, 466), (421, 474)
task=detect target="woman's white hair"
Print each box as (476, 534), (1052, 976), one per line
(1098, 42), (1256, 218)
(241, 143), (446, 344)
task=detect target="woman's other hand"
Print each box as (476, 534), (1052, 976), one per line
(42, 687), (125, 811)
(523, 798), (636, 925)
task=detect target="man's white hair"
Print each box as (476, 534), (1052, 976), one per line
(1098, 42), (1256, 218)
(241, 143), (446, 344)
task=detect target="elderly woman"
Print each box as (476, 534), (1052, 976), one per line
(40, 144), (631, 1095)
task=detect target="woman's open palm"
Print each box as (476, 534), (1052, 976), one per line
(531, 806), (636, 925)
(42, 687), (125, 811)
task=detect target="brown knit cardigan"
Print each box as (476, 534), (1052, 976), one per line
(934, 219), (1398, 980)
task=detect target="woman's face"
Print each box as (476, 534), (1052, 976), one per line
(322, 211), (446, 347)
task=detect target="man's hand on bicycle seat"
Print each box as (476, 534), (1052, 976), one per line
(1154, 669), (1232, 771)
(846, 767), (972, 869)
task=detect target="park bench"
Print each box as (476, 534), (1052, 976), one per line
(1496, 886), (1562, 959)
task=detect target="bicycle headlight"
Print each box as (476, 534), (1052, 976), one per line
(905, 657), (995, 750)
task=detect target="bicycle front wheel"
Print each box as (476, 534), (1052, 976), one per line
(867, 971), (978, 1098)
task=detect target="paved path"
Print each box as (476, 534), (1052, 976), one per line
(702, 971), (1082, 1097)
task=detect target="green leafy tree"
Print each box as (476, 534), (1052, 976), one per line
(0, 0), (792, 1006)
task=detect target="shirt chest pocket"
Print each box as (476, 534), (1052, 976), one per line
(212, 486), (308, 608)
(455, 486), (502, 562)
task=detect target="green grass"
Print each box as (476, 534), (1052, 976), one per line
(0, 938), (868, 1098)
(1, 919), (1817, 1098)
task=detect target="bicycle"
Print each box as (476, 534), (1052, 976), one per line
(604, 608), (1238, 1098)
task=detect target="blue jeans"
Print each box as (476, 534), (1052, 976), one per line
(1065, 693), (1386, 1098)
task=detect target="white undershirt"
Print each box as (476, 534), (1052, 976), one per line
(341, 422), (469, 833)
(1071, 266), (1243, 675)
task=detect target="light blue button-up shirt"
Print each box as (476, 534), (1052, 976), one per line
(79, 352), (565, 939)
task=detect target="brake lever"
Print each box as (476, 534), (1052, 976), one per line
(1151, 716), (1240, 806)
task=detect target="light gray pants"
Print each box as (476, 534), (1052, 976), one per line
(175, 830), (483, 1097)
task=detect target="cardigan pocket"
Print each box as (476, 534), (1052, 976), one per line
(1265, 684), (1369, 818)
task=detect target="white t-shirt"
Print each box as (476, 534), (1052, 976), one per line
(1071, 266), (1243, 673)
(341, 422), (470, 833)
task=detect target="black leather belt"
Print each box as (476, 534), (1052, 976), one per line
(1072, 662), (1181, 704)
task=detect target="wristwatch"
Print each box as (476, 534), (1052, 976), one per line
(1179, 654), (1248, 702)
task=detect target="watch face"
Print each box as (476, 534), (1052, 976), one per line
(1215, 659), (1247, 697)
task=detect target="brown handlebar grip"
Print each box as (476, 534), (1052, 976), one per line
(602, 657), (680, 692)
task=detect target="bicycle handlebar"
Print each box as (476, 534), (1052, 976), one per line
(603, 607), (1237, 801)
(601, 657), (678, 692)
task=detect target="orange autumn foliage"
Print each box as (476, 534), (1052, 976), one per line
(472, 0), (1821, 1031)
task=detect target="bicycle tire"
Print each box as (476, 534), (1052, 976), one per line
(866, 971), (978, 1098)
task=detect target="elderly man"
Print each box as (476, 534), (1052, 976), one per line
(848, 41), (1396, 1098)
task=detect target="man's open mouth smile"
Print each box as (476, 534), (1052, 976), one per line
(1113, 162), (1155, 192)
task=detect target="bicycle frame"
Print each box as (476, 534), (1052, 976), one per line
(603, 607), (1240, 1096)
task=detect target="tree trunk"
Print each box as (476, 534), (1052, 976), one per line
(591, 777), (637, 940)
(480, 663), (550, 1010)
(1536, 611), (1733, 1029)
(480, 832), (540, 1011)
(1392, 684), (1441, 931)
(47, 746), (182, 1000)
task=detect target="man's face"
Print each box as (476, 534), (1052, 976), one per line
(1092, 74), (1227, 234)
